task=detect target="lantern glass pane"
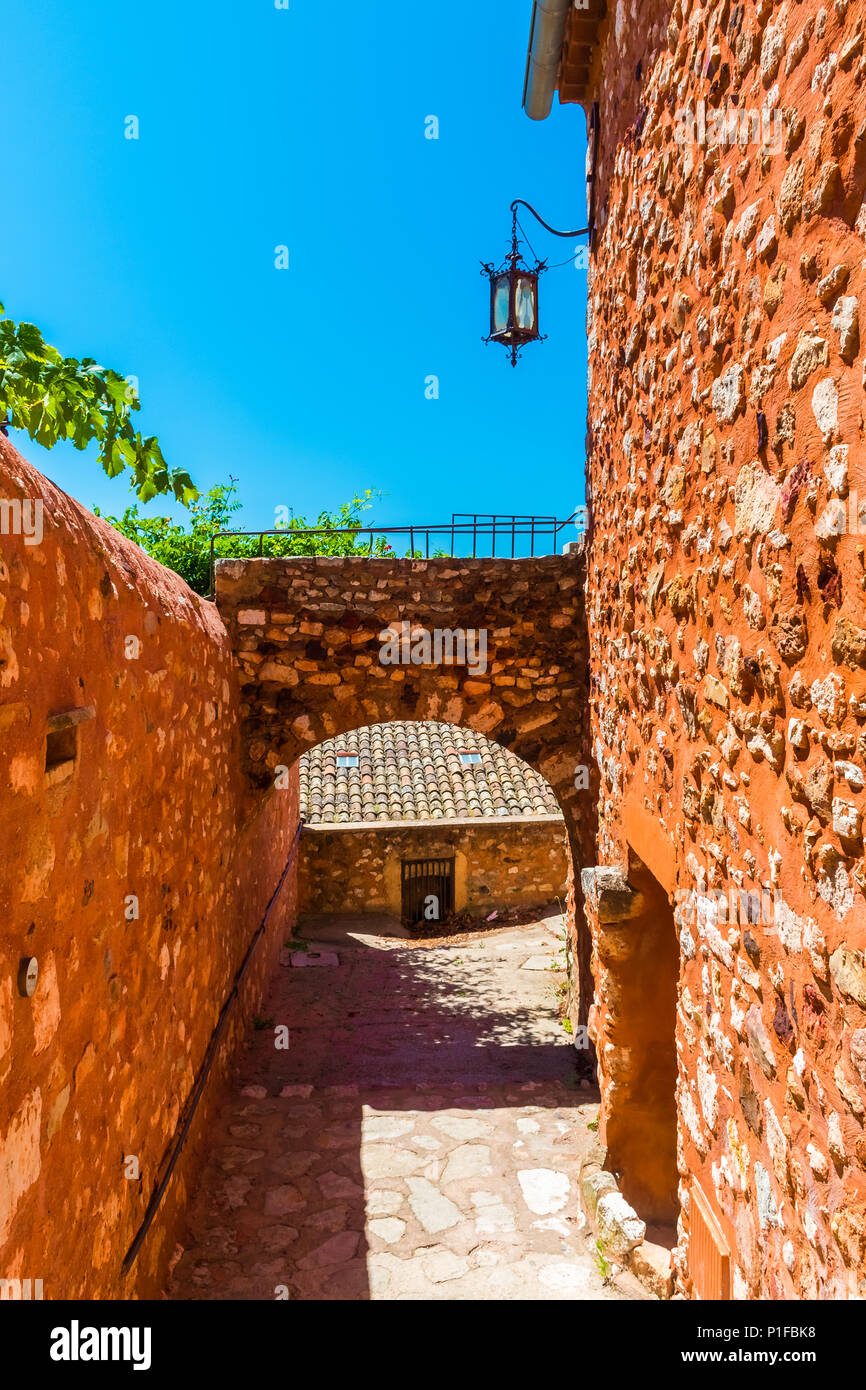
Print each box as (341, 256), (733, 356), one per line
(515, 277), (537, 332)
(492, 276), (510, 334)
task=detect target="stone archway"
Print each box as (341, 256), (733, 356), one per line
(216, 553), (596, 1028)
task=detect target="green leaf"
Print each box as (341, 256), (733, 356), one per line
(0, 296), (195, 505)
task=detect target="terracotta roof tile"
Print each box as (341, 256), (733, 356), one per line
(299, 722), (561, 825)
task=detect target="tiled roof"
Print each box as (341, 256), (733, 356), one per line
(299, 722), (561, 825)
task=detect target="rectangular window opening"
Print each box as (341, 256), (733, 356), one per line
(44, 705), (94, 788)
(45, 726), (77, 784)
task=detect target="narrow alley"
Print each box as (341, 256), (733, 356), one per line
(167, 910), (649, 1301)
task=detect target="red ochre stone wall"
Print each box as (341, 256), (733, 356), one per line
(0, 438), (299, 1298)
(583, 0), (866, 1297)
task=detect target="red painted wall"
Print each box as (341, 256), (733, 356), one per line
(0, 438), (299, 1298)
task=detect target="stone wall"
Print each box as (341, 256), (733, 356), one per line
(583, 0), (866, 1297)
(0, 438), (299, 1298)
(216, 553), (597, 1023)
(298, 816), (568, 919)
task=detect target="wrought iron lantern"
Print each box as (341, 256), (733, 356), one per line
(482, 200), (589, 367)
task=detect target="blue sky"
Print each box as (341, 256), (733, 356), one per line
(1, 0), (589, 535)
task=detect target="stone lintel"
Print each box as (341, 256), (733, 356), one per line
(46, 705), (96, 732)
(581, 866), (646, 923)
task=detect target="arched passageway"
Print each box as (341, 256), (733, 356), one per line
(215, 552), (596, 1030)
(158, 555), (645, 1301)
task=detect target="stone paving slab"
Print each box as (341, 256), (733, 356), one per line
(167, 912), (649, 1302)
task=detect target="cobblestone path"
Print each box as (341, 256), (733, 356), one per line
(167, 910), (648, 1301)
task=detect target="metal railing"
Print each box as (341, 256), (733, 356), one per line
(208, 511), (581, 598)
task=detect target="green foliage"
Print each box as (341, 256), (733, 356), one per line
(593, 1239), (612, 1283)
(0, 300), (196, 504)
(96, 480), (396, 596)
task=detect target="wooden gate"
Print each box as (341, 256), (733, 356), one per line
(401, 857), (455, 927)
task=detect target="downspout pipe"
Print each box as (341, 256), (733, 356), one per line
(522, 0), (571, 121)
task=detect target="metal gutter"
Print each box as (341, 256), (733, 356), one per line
(522, 0), (571, 121)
